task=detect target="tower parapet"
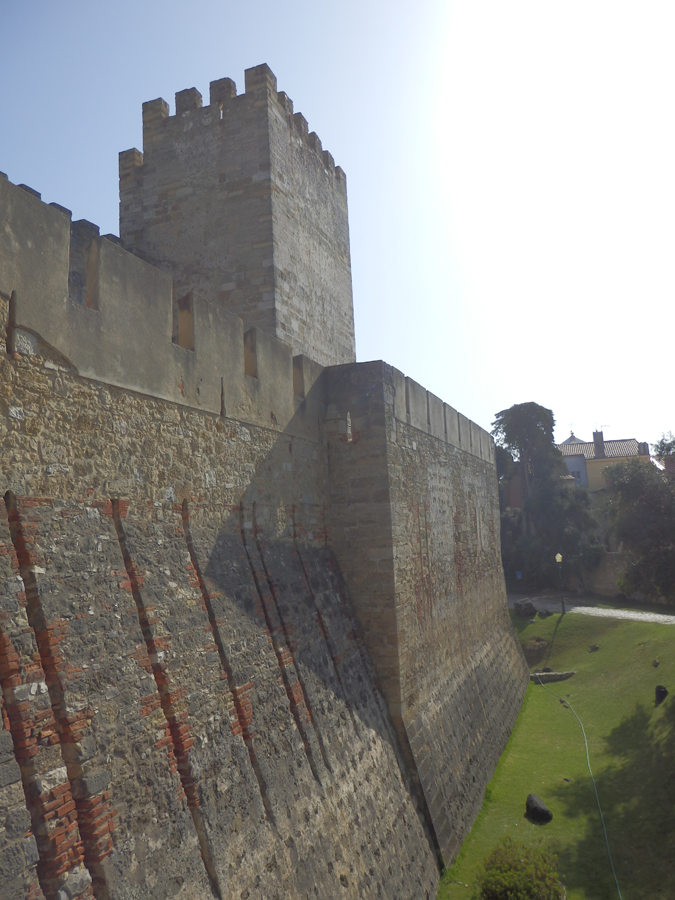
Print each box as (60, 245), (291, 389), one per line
(119, 64), (355, 367)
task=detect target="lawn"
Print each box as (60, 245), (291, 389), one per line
(436, 608), (675, 900)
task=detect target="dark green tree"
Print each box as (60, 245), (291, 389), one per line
(603, 459), (675, 602)
(499, 481), (601, 590)
(492, 402), (600, 589)
(495, 443), (517, 485)
(492, 402), (564, 507)
(652, 431), (675, 462)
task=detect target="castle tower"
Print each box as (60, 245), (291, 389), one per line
(119, 64), (355, 367)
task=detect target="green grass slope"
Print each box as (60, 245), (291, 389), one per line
(437, 610), (675, 900)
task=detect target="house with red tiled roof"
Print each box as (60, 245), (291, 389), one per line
(558, 431), (651, 491)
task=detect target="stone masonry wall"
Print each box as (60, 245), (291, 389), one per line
(119, 65), (355, 368)
(2, 78), (527, 892)
(267, 73), (354, 365)
(387, 405), (529, 862)
(0, 290), (438, 899)
(325, 362), (529, 864)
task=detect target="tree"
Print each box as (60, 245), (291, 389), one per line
(492, 403), (599, 589)
(603, 460), (675, 603)
(495, 443), (517, 485)
(492, 403), (565, 508)
(652, 432), (675, 462)
(499, 480), (601, 589)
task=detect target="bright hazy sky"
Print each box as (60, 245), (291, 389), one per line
(2, 2), (672, 446)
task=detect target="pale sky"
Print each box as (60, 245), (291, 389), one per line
(2, 1), (672, 446)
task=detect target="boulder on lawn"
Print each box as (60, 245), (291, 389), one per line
(514, 599), (538, 617)
(538, 608), (553, 619)
(655, 685), (668, 705)
(526, 793), (553, 824)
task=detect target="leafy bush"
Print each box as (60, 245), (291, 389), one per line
(472, 836), (564, 900)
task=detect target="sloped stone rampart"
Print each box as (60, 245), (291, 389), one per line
(0, 294), (438, 899)
(0, 149), (527, 891)
(325, 362), (529, 863)
(387, 405), (528, 861)
(2, 496), (209, 899)
(0, 503), (45, 900)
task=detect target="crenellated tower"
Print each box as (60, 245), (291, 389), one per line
(119, 63), (355, 367)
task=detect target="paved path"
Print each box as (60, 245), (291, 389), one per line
(507, 594), (675, 625)
(565, 606), (675, 624)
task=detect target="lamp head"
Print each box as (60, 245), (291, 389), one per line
(555, 553), (562, 564)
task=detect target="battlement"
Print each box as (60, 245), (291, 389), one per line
(390, 369), (495, 464)
(118, 64), (355, 368)
(0, 171), (491, 463)
(127, 64), (344, 186)
(0, 174), (324, 442)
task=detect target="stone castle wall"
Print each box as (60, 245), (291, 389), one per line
(0, 72), (528, 898)
(324, 363), (528, 862)
(119, 64), (355, 368)
(386, 389), (528, 861)
(0, 281), (438, 899)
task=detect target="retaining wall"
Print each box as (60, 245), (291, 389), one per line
(0, 285), (437, 898)
(325, 362), (529, 862)
(0, 167), (527, 897)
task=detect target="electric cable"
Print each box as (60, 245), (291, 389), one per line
(534, 674), (623, 900)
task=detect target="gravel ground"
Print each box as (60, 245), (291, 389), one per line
(507, 592), (675, 625)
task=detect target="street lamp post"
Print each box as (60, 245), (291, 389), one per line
(555, 553), (565, 614)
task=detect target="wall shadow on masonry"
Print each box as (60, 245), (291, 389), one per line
(0, 334), (439, 898)
(189, 368), (529, 870)
(0, 279), (526, 896)
(176, 379), (442, 883)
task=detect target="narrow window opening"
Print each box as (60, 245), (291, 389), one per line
(68, 221), (100, 307)
(176, 293), (195, 350)
(346, 412), (353, 443)
(5, 290), (16, 355)
(292, 356), (305, 398)
(244, 329), (258, 378)
(84, 240), (100, 309)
